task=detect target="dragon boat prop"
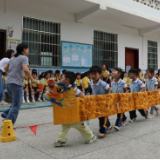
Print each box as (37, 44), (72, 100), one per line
(45, 79), (160, 125)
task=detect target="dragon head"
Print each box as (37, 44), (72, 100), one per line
(45, 80), (76, 108)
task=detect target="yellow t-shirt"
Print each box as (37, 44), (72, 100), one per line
(2, 75), (7, 83)
(139, 73), (143, 80)
(23, 80), (28, 87)
(29, 78), (38, 87)
(75, 79), (82, 87)
(123, 77), (130, 86)
(54, 76), (61, 82)
(102, 70), (110, 78)
(82, 77), (90, 89)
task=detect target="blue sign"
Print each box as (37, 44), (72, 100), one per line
(62, 42), (92, 67)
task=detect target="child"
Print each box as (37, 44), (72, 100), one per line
(82, 72), (92, 95)
(90, 65), (113, 138)
(23, 77), (30, 103)
(146, 68), (159, 118)
(155, 73), (160, 89)
(75, 73), (84, 91)
(54, 70), (61, 82)
(48, 70), (54, 78)
(123, 72), (130, 89)
(39, 72), (45, 80)
(29, 72), (43, 102)
(128, 68), (151, 122)
(111, 68), (128, 131)
(42, 71), (51, 101)
(138, 68), (143, 81)
(143, 74), (147, 84)
(54, 71), (97, 147)
(102, 64), (110, 82)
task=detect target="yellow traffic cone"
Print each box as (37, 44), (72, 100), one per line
(0, 120), (16, 143)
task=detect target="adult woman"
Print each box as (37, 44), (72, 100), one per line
(1, 43), (35, 125)
(0, 49), (15, 105)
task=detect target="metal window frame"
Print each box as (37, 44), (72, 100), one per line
(93, 30), (118, 69)
(147, 40), (158, 70)
(21, 16), (61, 67)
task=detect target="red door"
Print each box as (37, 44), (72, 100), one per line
(125, 48), (139, 70)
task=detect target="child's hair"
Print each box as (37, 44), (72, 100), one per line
(138, 68), (141, 72)
(102, 64), (108, 70)
(48, 70), (54, 76)
(44, 71), (51, 78)
(129, 68), (138, 75)
(62, 70), (67, 74)
(55, 70), (60, 75)
(90, 65), (102, 74)
(146, 68), (154, 74)
(108, 69), (112, 74)
(114, 68), (123, 79)
(32, 69), (37, 74)
(76, 72), (81, 77)
(32, 72), (37, 76)
(5, 49), (14, 59)
(156, 73), (158, 75)
(64, 71), (76, 84)
(39, 72), (45, 79)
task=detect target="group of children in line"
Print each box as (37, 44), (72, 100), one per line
(53, 65), (160, 147)
(2, 69), (67, 104)
(2, 63), (160, 147)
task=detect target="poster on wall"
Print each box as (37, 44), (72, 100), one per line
(62, 42), (92, 67)
(7, 39), (20, 53)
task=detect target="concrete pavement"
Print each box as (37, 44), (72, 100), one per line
(0, 106), (160, 159)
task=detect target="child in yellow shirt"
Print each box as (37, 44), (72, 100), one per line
(75, 73), (84, 91)
(82, 72), (92, 95)
(29, 72), (42, 102)
(54, 70), (61, 82)
(102, 64), (110, 81)
(23, 77), (30, 104)
(123, 72), (130, 87)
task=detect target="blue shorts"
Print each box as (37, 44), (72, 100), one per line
(32, 87), (38, 92)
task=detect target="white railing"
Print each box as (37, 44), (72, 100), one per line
(133, 0), (160, 10)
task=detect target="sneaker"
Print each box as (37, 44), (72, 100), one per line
(121, 121), (127, 126)
(85, 135), (97, 144)
(54, 141), (68, 147)
(43, 99), (47, 102)
(26, 100), (30, 104)
(32, 99), (36, 103)
(156, 110), (160, 116)
(98, 126), (113, 138)
(37, 99), (42, 102)
(114, 126), (120, 131)
(23, 100), (26, 104)
(145, 115), (152, 119)
(149, 114), (155, 118)
(129, 118), (136, 123)
(0, 101), (8, 105)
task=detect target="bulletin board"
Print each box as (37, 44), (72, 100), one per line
(62, 41), (93, 67)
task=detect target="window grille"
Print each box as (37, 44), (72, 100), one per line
(22, 16), (61, 66)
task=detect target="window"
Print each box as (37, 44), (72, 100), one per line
(93, 31), (118, 68)
(148, 41), (158, 70)
(22, 17), (61, 66)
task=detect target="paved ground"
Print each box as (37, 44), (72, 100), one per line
(0, 106), (160, 159)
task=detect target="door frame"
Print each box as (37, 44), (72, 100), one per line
(125, 47), (139, 69)
(0, 29), (6, 58)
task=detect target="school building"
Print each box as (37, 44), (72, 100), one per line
(0, 0), (160, 74)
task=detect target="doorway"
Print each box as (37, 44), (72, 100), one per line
(0, 29), (6, 60)
(125, 47), (139, 70)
